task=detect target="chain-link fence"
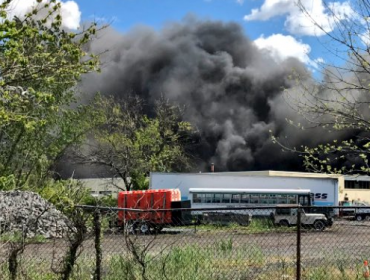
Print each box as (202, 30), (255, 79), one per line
(2, 205), (370, 279)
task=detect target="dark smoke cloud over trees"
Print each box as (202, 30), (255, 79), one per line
(75, 17), (332, 173)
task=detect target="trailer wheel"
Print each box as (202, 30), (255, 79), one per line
(139, 223), (150, 234)
(153, 225), (164, 234)
(126, 222), (138, 235)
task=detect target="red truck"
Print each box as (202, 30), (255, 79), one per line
(117, 189), (191, 234)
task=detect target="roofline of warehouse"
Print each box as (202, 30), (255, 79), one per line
(151, 170), (343, 180)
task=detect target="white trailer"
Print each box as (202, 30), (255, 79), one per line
(149, 172), (340, 207)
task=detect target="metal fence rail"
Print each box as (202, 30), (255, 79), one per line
(1, 205), (370, 279)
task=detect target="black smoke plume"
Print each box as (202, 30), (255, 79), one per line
(60, 17), (336, 177)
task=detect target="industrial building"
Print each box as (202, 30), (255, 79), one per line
(227, 170), (370, 203)
(79, 177), (125, 198)
(201, 170), (370, 203)
(79, 170), (370, 204)
(151, 170), (370, 204)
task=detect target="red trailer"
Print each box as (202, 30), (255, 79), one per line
(117, 189), (186, 233)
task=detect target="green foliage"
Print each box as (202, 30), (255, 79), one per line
(301, 138), (370, 174)
(83, 193), (117, 207)
(36, 179), (93, 214)
(217, 238), (233, 252)
(0, 232), (46, 244)
(0, 174), (17, 190)
(0, 1), (102, 190)
(275, 2), (370, 176)
(79, 96), (195, 190)
(0, 239), (367, 280)
(130, 171), (150, 190)
(272, 130), (370, 175)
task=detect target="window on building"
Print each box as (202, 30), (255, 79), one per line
(345, 180), (370, 189)
(99, 191), (112, 196)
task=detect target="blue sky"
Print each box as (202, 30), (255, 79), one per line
(8, 0), (358, 74)
(78, 0), (267, 35)
(76, 0), (288, 40)
(71, 0), (356, 74)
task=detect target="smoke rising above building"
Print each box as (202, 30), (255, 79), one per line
(76, 17), (330, 174)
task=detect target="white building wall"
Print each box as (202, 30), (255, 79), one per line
(79, 178), (126, 198)
(150, 172), (339, 206)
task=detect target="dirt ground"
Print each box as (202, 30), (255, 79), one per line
(0, 220), (370, 261)
(1, 218), (370, 270)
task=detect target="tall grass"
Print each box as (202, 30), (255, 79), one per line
(0, 240), (366, 280)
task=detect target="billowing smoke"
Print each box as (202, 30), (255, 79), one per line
(72, 17), (334, 174)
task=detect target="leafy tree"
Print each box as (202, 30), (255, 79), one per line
(76, 96), (196, 190)
(0, 0), (102, 189)
(274, 0), (370, 174)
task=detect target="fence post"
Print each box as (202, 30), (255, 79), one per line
(93, 208), (102, 280)
(296, 206), (301, 280)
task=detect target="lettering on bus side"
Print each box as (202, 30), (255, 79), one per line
(314, 193), (328, 200)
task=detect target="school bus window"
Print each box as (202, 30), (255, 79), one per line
(193, 193), (202, 203)
(222, 194), (232, 203)
(277, 194), (287, 204)
(251, 194), (259, 204)
(214, 194), (222, 203)
(241, 194), (250, 203)
(287, 195), (297, 204)
(205, 194), (214, 203)
(231, 194), (240, 203)
(260, 194), (269, 204)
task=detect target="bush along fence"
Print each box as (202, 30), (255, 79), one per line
(3, 204), (370, 279)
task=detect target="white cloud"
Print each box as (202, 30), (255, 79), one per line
(244, 0), (355, 36)
(4, 0), (81, 29)
(59, 1), (81, 29)
(236, 0), (244, 5)
(360, 31), (370, 47)
(314, 57), (324, 64)
(245, 0), (293, 21)
(254, 33), (321, 68)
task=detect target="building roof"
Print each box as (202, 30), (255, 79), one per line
(344, 175), (370, 181)
(178, 170), (343, 179)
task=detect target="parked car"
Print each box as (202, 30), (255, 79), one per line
(273, 204), (332, 231)
(340, 200), (370, 221)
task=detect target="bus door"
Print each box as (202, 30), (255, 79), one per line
(298, 195), (311, 206)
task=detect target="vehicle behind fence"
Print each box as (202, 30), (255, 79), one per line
(2, 205), (370, 280)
